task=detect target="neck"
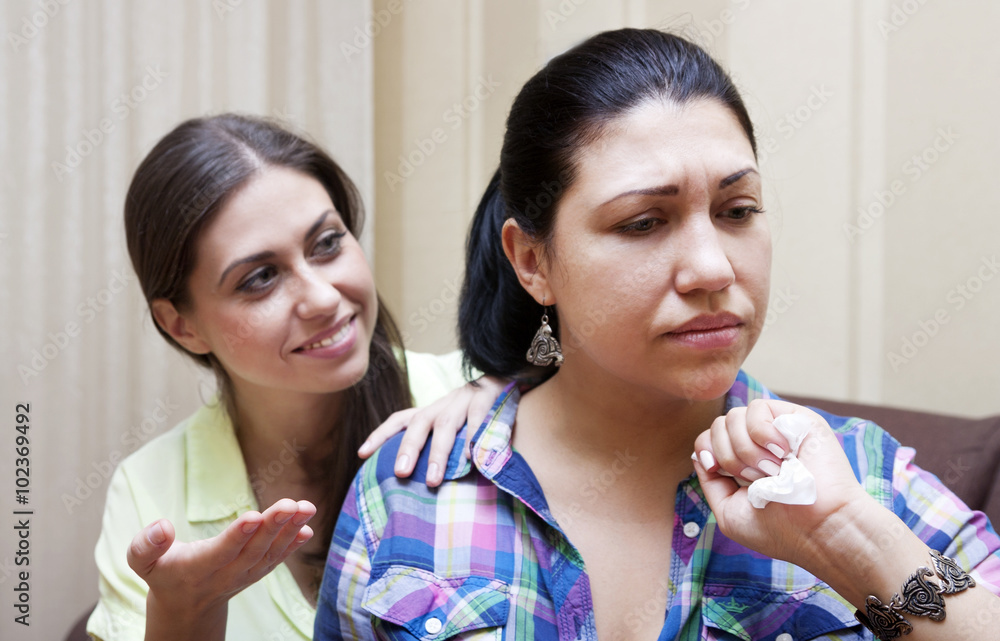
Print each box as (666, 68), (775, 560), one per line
(228, 381), (344, 487)
(519, 362), (728, 475)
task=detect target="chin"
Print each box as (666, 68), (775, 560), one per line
(674, 361), (741, 402)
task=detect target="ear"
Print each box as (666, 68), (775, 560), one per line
(151, 298), (212, 355)
(501, 219), (554, 305)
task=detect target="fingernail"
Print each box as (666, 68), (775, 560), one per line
(358, 440), (372, 455)
(759, 460), (782, 477)
(275, 511), (293, 525)
(242, 521), (260, 534)
(740, 467), (765, 482)
(428, 462), (440, 483)
(147, 522), (166, 545)
(766, 443), (785, 458)
(394, 454), (410, 475)
(690, 452), (698, 462)
(698, 450), (715, 470)
(292, 512), (311, 526)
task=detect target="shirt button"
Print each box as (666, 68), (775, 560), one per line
(424, 617), (443, 635)
(683, 521), (701, 538)
(776, 634), (793, 641)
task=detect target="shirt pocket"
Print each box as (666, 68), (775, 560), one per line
(363, 566), (510, 641)
(701, 584), (866, 641)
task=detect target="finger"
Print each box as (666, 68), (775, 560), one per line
(724, 406), (780, 480)
(394, 403), (444, 478)
(200, 510), (265, 570)
(360, 408), (417, 458)
(693, 448), (741, 515)
(467, 377), (506, 434)
(745, 398), (791, 460)
(424, 390), (475, 486)
(709, 411), (743, 476)
(245, 501), (316, 579)
(693, 421), (720, 473)
(239, 499), (301, 566)
(127, 519), (176, 577)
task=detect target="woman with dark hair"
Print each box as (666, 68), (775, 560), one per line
(316, 29), (1000, 640)
(87, 114), (504, 641)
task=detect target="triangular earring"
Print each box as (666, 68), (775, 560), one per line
(526, 308), (563, 367)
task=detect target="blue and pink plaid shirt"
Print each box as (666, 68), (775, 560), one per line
(315, 371), (1000, 640)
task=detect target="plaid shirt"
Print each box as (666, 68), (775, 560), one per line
(315, 371), (1000, 640)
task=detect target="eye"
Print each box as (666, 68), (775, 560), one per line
(313, 229), (347, 257)
(618, 217), (663, 235)
(236, 265), (278, 294)
(721, 205), (765, 221)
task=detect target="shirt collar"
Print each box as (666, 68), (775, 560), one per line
(459, 371), (774, 482)
(184, 401), (256, 522)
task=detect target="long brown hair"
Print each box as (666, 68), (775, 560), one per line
(124, 113), (411, 569)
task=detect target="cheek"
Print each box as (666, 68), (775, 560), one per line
(209, 299), (288, 360)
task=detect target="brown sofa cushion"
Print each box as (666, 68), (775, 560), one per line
(782, 394), (1000, 528)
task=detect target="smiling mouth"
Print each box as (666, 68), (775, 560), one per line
(296, 321), (352, 352)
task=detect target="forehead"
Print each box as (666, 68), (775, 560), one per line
(567, 98), (757, 205)
(196, 167), (339, 263)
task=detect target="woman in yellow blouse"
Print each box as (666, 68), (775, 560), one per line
(87, 114), (502, 640)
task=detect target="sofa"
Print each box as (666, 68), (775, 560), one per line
(784, 393), (1000, 527)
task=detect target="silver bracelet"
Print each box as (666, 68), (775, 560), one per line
(855, 550), (976, 640)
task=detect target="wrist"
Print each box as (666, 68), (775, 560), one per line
(802, 493), (931, 608)
(145, 589), (228, 641)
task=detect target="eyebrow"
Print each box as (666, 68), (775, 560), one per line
(217, 209), (334, 287)
(719, 167), (759, 188)
(600, 168), (760, 206)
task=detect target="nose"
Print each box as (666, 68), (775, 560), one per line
(293, 265), (341, 319)
(674, 220), (736, 295)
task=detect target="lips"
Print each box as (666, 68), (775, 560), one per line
(294, 316), (354, 353)
(665, 312), (744, 350)
(668, 312), (743, 334)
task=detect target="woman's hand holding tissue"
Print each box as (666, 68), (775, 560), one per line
(692, 398), (876, 572)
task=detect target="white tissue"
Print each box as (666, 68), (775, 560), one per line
(747, 414), (817, 509)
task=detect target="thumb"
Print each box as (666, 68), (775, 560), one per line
(127, 519), (175, 577)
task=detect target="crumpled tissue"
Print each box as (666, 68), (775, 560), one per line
(747, 413), (817, 509)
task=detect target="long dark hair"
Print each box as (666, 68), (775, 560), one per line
(459, 29), (757, 378)
(124, 113), (411, 571)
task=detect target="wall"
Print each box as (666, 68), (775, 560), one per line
(372, 0), (1000, 417)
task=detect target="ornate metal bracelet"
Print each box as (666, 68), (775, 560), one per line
(854, 549), (976, 640)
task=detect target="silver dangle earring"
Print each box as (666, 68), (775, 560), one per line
(526, 304), (563, 367)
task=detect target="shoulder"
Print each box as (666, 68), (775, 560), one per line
(403, 349), (474, 406)
(115, 402), (226, 476)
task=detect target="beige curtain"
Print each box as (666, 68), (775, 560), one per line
(0, 1), (370, 638)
